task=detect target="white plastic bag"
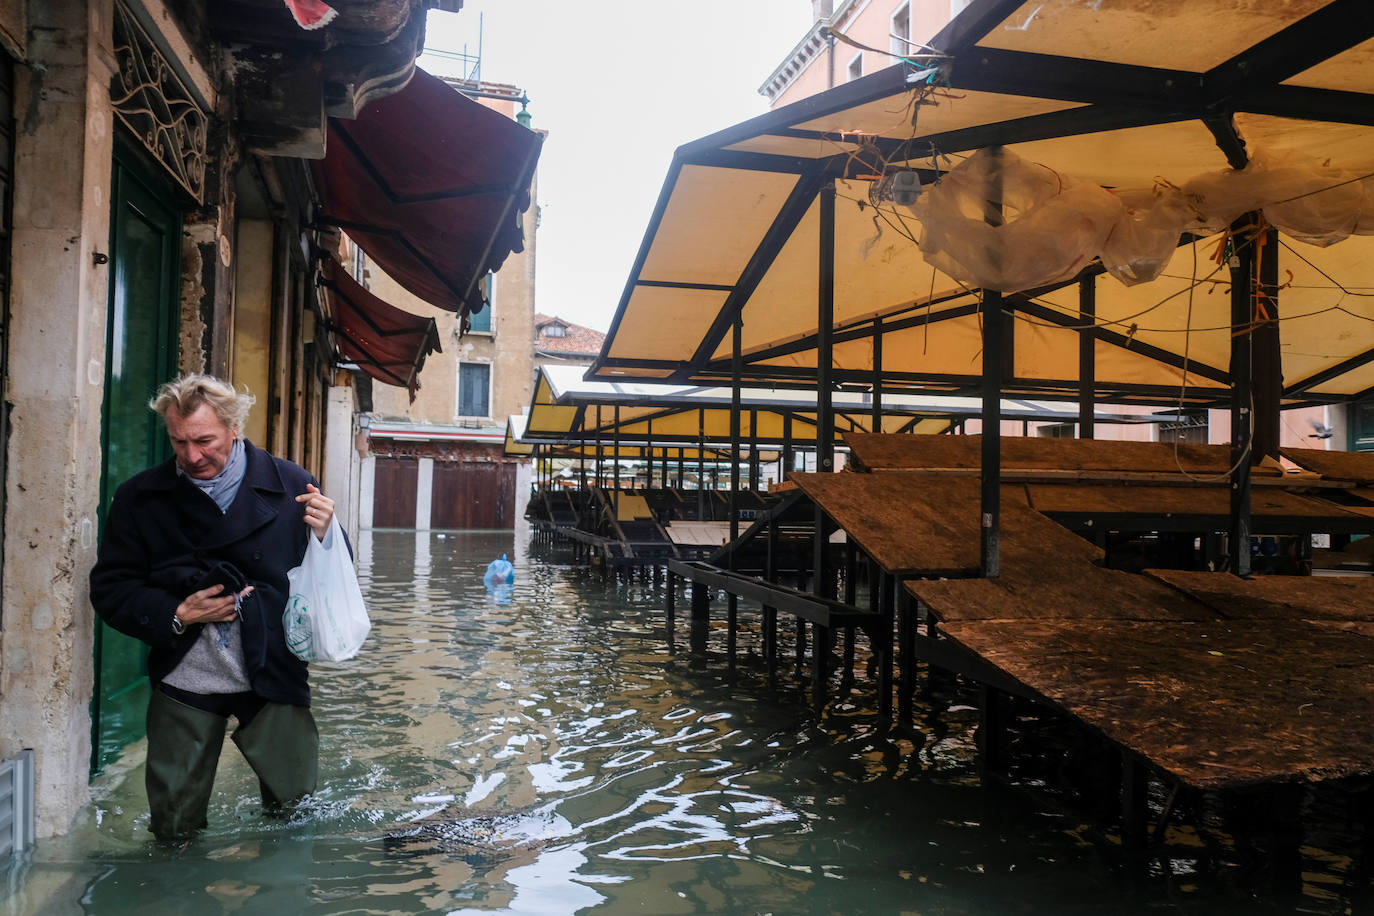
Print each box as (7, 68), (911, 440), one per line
(284, 518), (369, 662)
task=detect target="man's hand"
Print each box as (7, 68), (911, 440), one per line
(177, 583), (253, 626)
(297, 483), (335, 540)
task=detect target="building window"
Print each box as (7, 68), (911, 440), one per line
(950, 0), (975, 19)
(847, 52), (863, 82)
(1037, 422), (1076, 439)
(1351, 403), (1374, 451)
(1159, 409), (1209, 444)
(541, 322), (568, 338)
(468, 272), (494, 334)
(458, 361), (491, 418)
(890, 3), (911, 59)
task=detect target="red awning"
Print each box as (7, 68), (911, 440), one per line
(320, 257), (441, 399)
(313, 67), (542, 317)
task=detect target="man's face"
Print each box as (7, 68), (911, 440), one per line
(166, 403), (237, 480)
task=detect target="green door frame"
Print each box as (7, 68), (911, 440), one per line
(91, 139), (181, 774)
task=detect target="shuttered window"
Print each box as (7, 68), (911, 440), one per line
(468, 273), (493, 333)
(458, 361), (491, 418)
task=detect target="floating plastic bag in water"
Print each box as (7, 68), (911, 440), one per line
(483, 554), (515, 589)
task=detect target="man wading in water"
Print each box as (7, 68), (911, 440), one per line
(91, 374), (337, 841)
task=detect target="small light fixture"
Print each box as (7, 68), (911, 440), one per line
(876, 169), (922, 208)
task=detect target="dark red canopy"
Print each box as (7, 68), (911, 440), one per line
(313, 67), (542, 317)
(321, 257), (441, 399)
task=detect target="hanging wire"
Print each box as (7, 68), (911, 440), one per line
(1167, 236), (1253, 484)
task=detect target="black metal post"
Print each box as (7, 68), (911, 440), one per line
(815, 180), (836, 597)
(1254, 226), (1281, 462)
(749, 410), (760, 490)
(645, 419), (654, 489)
(613, 405), (621, 500)
(698, 408), (706, 520)
(782, 413), (794, 483)
(842, 540), (857, 686)
(817, 181), (836, 474)
(871, 315), (883, 433)
(980, 147), (1005, 579)
(730, 313), (742, 558)
(1121, 753), (1149, 847)
(878, 568), (894, 721)
(666, 569), (676, 630)
(595, 405), (603, 492)
(897, 585), (916, 723)
(763, 604), (778, 686)
(1229, 217), (1255, 577)
(690, 579), (709, 657)
(1078, 272), (1095, 439)
(978, 685), (1009, 777)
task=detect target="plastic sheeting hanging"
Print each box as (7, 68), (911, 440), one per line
(1183, 149), (1374, 247)
(911, 147), (1121, 293)
(907, 146), (1374, 294)
(1099, 185), (1194, 286)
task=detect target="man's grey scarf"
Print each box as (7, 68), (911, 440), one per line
(178, 437), (246, 513)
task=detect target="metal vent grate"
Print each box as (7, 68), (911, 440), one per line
(0, 749), (34, 859)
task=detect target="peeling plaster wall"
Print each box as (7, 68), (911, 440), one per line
(0, 0), (115, 837)
(180, 137), (239, 377)
(179, 220), (213, 373)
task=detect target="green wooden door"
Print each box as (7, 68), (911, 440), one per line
(92, 146), (180, 773)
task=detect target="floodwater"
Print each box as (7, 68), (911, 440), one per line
(5, 527), (1372, 914)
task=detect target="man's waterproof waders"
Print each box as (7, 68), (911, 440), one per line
(145, 688), (318, 840)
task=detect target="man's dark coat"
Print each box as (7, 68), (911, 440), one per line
(90, 441), (318, 706)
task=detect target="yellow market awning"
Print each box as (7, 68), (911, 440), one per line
(523, 365), (1172, 448)
(588, 1), (1374, 406)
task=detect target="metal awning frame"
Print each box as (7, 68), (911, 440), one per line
(589, 0), (1374, 404)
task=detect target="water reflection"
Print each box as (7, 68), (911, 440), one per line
(8, 527), (1374, 914)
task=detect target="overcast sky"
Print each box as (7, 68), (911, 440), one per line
(419, 2), (814, 332)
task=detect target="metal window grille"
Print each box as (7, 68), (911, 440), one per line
(1036, 422), (1076, 439)
(1160, 409), (1209, 444)
(0, 749), (35, 859)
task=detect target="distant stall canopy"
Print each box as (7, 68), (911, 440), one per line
(588, 0), (1374, 406)
(504, 414), (534, 457)
(508, 413), (740, 462)
(524, 365), (1168, 447)
(320, 256), (441, 399)
(313, 67), (542, 319)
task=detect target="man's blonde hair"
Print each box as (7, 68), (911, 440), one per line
(149, 374), (255, 432)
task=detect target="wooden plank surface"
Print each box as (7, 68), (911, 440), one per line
(909, 564), (1220, 622)
(938, 618), (1374, 789)
(1146, 569), (1374, 620)
(1025, 483), (1366, 519)
(1281, 447), (1374, 483)
(788, 471), (1102, 576)
(845, 433), (1281, 477)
